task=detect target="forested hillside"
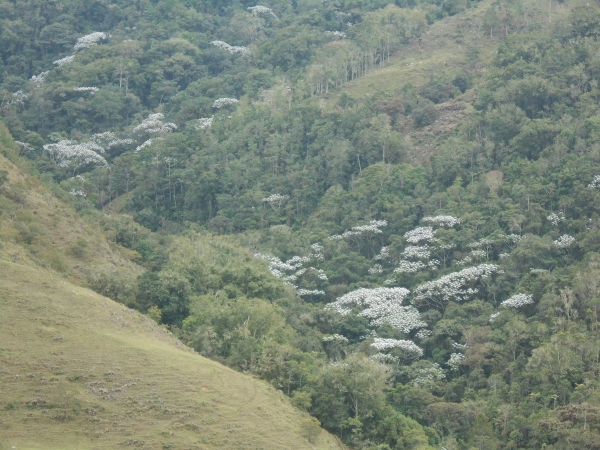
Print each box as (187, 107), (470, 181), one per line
(3, 0), (600, 448)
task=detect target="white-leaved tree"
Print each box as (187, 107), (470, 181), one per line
(44, 139), (108, 175)
(553, 234), (575, 249)
(325, 31), (347, 39)
(193, 117), (214, 130)
(412, 264), (501, 310)
(326, 287), (426, 334)
(328, 220), (387, 241)
(254, 243), (326, 296)
(53, 55), (75, 67)
(213, 97), (239, 109)
(133, 113), (177, 152)
(371, 338), (423, 360)
(248, 5), (278, 20)
(211, 41), (249, 54)
(75, 87), (99, 93)
(588, 175), (600, 188)
(404, 226), (435, 244)
(262, 193), (289, 209)
(74, 32), (108, 51)
(422, 215), (461, 228)
(30, 71), (49, 88)
(501, 293), (534, 309)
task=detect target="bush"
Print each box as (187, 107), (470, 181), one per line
(87, 264), (138, 306)
(413, 99), (438, 127)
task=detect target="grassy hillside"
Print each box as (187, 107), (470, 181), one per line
(0, 124), (340, 449)
(0, 259), (340, 449)
(7, 0), (600, 447)
(333, 0), (587, 164)
(0, 122), (142, 284)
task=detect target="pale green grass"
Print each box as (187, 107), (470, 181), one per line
(338, 0), (583, 99)
(0, 260), (341, 449)
(0, 125), (341, 449)
(0, 123), (142, 285)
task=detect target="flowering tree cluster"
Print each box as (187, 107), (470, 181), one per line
(262, 193), (289, 209)
(10, 90), (27, 106)
(422, 215), (460, 227)
(394, 260), (427, 274)
(505, 234), (524, 247)
(371, 353), (399, 363)
(254, 244), (326, 296)
(589, 175), (600, 188)
(135, 139), (155, 152)
(412, 264), (501, 309)
(15, 141), (33, 156)
(213, 97), (240, 108)
(53, 55), (75, 67)
(255, 253), (305, 277)
(322, 334), (349, 343)
(133, 113), (177, 134)
(394, 242), (440, 274)
(325, 31), (347, 38)
(360, 220), (450, 280)
(44, 139), (108, 175)
(298, 289), (326, 296)
(374, 246), (390, 260)
(133, 113), (177, 152)
(402, 245), (431, 259)
(447, 353), (466, 369)
(369, 264), (384, 274)
(315, 216), (515, 357)
(211, 41), (249, 54)
(88, 132), (134, 150)
(328, 220), (387, 241)
(326, 287), (427, 333)
(404, 226), (435, 244)
(547, 212), (566, 227)
(501, 293), (534, 309)
(415, 329), (432, 339)
(489, 311), (501, 323)
(553, 234), (575, 249)
(75, 86), (99, 93)
(371, 338), (423, 358)
(248, 5), (278, 19)
(193, 117), (214, 130)
(30, 71), (49, 88)
(106, 138), (136, 148)
(74, 32), (108, 51)
(452, 341), (468, 350)
(412, 362), (446, 386)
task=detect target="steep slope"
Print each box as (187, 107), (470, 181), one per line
(334, 0), (588, 164)
(0, 260), (340, 450)
(0, 122), (141, 284)
(0, 124), (340, 449)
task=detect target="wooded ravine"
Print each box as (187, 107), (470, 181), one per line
(3, 0), (600, 448)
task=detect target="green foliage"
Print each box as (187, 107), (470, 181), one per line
(309, 353), (390, 431)
(412, 98), (438, 128)
(9, 0), (600, 448)
(136, 269), (191, 325)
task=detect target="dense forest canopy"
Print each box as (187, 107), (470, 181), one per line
(4, 0), (600, 448)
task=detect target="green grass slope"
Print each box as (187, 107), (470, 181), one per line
(0, 260), (340, 449)
(0, 123), (142, 284)
(333, 0), (587, 164)
(0, 124), (340, 449)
